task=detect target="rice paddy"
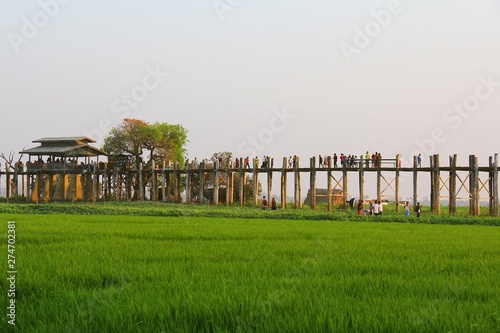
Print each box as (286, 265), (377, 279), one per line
(1, 213), (499, 332)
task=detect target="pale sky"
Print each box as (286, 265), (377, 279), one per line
(1, 0), (500, 172)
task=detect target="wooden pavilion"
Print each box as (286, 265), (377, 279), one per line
(19, 137), (107, 202)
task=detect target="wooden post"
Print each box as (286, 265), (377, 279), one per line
(294, 157), (299, 209)
(5, 163), (10, 200)
(113, 167), (118, 201)
(492, 154), (499, 216)
(376, 157), (381, 202)
(13, 168), (18, 200)
(327, 156), (332, 212)
(22, 170), (26, 201)
(185, 162), (190, 204)
(230, 170), (235, 205)
(474, 156), (480, 216)
(469, 155), (473, 215)
(175, 162), (181, 203)
(161, 162), (166, 202)
(298, 158), (302, 209)
(92, 164), (97, 202)
(449, 154), (457, 214)
(253, 158), (258, 207)
(489, 155), (494, 216)
(213, 164), (219, 205)
(226, 167), (233, 206)
(267, 160), (272, 206)
(65, 173), (71, 201)
(123, 171), (129, 201)
(434, 154), (441, 214)
(172, 162), (178, 203)
(430, 156), (435, 212)
(475, 155), (480, 216)
(342, 161), (348, 210)
(138, 163), (143, 201)
(225, 159), (231, 205)
(39, 172), (45, 202)
(293, 156), (301, 209)
(359, 156), (364, 205)
(239, 161), (246, 207)
(151, 162), (157, 201)
(412, 156), (418, 209)
(104, 170), (109, 201)
(469, 155), (474, 215)
(199, 162), (205, 204)
(310, 156), (316, 210)
(281, 157), (287, 209)
(80, 170), (85, 202)
(26, 172), (31, 202)
(395, 154), (400, 212)
(48, 173), (54, 202)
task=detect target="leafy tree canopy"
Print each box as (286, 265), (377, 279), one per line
(103, 118), (188, 165)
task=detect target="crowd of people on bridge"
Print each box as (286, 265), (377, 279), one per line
(317, 152), (383, 168)
(8, 151), (425, 174)
(205, 152), (387, 170)
(12, 157), (107, 173)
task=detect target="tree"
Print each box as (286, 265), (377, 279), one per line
(103, 118), (188, 166)
(1, 151), (24, 172)
(210, 151), (232, 168)
(148, 122), (188, 165)
(103, 118), (148, 160)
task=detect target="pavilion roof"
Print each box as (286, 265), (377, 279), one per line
(20, 137), (107, 157)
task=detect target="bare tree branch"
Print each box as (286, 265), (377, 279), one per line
(1, 149), (25, 172)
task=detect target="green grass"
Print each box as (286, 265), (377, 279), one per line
(1, 214), (499, 332)
(1, 202), (499, 226)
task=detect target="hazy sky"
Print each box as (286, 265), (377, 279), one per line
(1, 0), (500, 170)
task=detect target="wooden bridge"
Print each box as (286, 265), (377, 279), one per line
(1, 153), (498, 216)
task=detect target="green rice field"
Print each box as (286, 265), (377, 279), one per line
(1, 213), (499, 332)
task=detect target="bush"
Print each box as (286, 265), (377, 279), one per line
(0, 202), (499, 226)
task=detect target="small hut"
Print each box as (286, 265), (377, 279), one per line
(303, 188), (343, 206)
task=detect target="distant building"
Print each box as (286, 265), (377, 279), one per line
(303, 188), (343, 205)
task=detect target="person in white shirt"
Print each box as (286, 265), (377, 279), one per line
(373, 201), (380, 216)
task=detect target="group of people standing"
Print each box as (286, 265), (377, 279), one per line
(405, 201), (422, 217)
(261, 196), (277, 211)
(357, 200), (384, 216)
(318, 152), (383, 168)
(197, 153), (390, 171)
(357, 199), (422, 217)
